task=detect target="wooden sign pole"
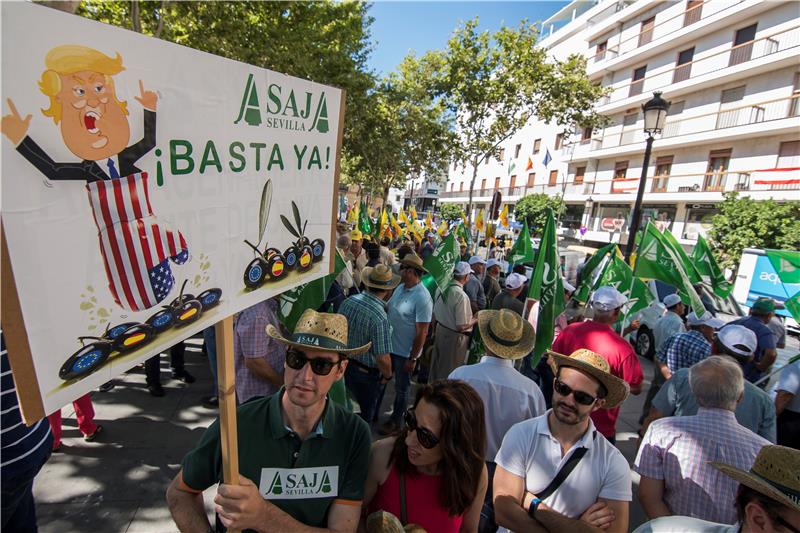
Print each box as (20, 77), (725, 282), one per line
(214, 315), (240, 533)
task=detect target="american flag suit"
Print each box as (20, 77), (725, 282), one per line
(86, 172), (189, 311)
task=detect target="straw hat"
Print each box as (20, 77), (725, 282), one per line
(478, 309), (535, 360)
(547, 349), (630, 408)
(399, 252), (428, 273)
(266, 309), (371, 356)
(712, 445), (800, 512)
(361, 264), (401, 291)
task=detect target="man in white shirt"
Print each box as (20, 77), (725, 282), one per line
(494, 349), (632, 533)
(429, 261), (477, 381)
(449, 308), (545, 532)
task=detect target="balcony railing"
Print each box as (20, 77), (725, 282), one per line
(601, 25), (800, 106)
(598, 94), (799, 149)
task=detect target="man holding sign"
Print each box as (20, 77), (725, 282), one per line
(166, 310), (371, 532)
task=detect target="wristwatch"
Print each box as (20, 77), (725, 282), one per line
(527, 497), (542, 518)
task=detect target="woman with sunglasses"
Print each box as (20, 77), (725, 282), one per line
(362, 380), (488, 533)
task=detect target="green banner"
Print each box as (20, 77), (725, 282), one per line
(573, 243), (617, 304)
(528, 209), (564, 366)
(634, 222), (706, 316)
(692, 234), (732, 298)
(765, 249), (800, 284)
(421, 232), (460, 300)
(596, 249), (654, 329)
(456, 220), (472, 248)
(661, 228), (702, 285)
(358, 201), (373, 236)
(508, 221), (535, 265)
(279, 249), (347, 331)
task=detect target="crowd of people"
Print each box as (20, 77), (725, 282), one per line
(3, 226), (799, 533)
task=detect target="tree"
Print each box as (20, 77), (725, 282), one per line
(514, 194), (565, 236)
(708, 192), (800, 271)
(426, 18), (608, 223)
(439, 203), (465, 222)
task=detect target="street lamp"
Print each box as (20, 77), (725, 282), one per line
(624, 91), (671, 262)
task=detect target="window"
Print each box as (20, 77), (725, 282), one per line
(450, 183), (454, 192)
(717, 86), (746, 129)
(498, 147), (506, 161)
(705, 149), (732, 191)
(509, 175), (517, 189)
(533, 138), (541, 154)
(639, 17), (655, 47)
(652, 155), (673, 192)
(683, 205), (717, 239)
(574, 166), (586, 185)
(684, 0), (703, 26)
(730, 24), (757, 66)
(639, 205), (676, 231)
(791, 73), (800, 117)
(777, 141), (800, 168)
(561, 204), (585, 230)
(621, 111), (638, 144)
(630, 66), (647, 97)
(614, 161), (629, 180)
(596, 204), (630, 232)
(673, 47), (695, 83)
(460, 182), (464, 191)
(514, 144), (521, 158)
(494, 177), (501, 189)
(555, 134), (563, 150)
(663, 101), (685, 137)
(581, 127), (593, 142)
(480, 178), (487, 192)
(549, 170), (558, 186)
(596, 40), (607, 62)
(527, 172), (536, 187)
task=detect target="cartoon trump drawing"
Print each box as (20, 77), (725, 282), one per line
(1, 45), (189, 312)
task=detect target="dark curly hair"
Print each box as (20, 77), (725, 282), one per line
(389, 379), (487, 517)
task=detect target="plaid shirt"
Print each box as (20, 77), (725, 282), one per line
(666, 330), (710, 373)
(339, 291), (392, 368)
(635, 408), (770, 524)
(234, 299), (286, 403)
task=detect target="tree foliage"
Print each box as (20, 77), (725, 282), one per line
(707, 192), (800, 271)
(439, 203), (465, 222)
(514, 194), (565, 236)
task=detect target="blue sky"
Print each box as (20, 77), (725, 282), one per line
(366, 1), (569, 75)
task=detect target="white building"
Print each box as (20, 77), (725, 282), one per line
(441, 0), (800, 248)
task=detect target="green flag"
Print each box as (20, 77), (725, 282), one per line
(765, 249), (800, 284)
(508, 221), (535, 265)
(456, 221), (472, 248)
(692, 235), (732, 298)
(421, 232), (460, 300)
(785, 290), (800, 323)
(573, 243), (617, 304)
(661, 228), (702, 285)
(595, 248), (655, 329)
(279, 248), (347, 331)
(358, 202), (373, 236)
(528, 209), (564, 366)
(634, 222), (706, 316)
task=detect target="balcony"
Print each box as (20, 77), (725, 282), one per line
(599, 24), (800, 108)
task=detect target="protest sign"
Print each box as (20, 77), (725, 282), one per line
(1, 3), (344, 420)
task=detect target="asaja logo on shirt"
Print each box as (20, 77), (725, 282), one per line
(259, 466), (338, 500)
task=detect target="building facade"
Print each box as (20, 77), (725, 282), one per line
(441, 0), (799, 248)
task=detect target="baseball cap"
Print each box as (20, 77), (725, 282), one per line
(716, 324), (758, 357)
(662, 293), (682, 308)
(591, 286), (627, 311)
(454, 261), (472, 276)
(505, 273), (526, 290)
(349, 229), (363, 241)
(752, 297), (777, 314)
(426, 232), (436, 239)
(686, 311), (726, 329)
(469, 255), (486, 266)
(562, 279), (576, 294)
(486, 258), (502, 270)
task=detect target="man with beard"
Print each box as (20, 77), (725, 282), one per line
(493, 349), (632, 533)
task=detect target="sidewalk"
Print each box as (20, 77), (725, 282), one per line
(34, 340), (653, 532)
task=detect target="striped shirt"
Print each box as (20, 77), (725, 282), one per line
(665, 330), (710, 373)
(1, 334), (52, 474)
(635, 408), (769, 524)
(339, 291), (392, 368)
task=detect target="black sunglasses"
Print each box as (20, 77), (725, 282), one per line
(286, 349), (342, 376)
(554, 379), (598, 406)
(404, 409), (440, 449)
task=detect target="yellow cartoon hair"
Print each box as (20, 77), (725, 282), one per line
(38, 45), (128, 124)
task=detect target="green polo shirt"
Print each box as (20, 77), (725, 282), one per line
(181, 388), (371, 530)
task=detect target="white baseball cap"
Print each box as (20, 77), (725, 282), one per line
(469, 255), (486, 266)
(591, 286), (627, 311)
(662, 293), (682, 308)
(454, 261), (472, 276)
(426, 232), (436, 238)
(562, 279), (576, 294)
(716, 324), (758, 357)
(686, 311), (726, 329)
(486, 258), (502, 270)
(505, 273), (527, 290)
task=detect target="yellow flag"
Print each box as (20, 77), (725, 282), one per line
(499, 204), (509, 228)
(409, 206), (418, 221)
(425, 212), (433, 231)
(475, 208), (485, 233)
(437, 219), (448, 236)
(391, 212), (403, 237)
(346, 205), (358, 225)
(399, 209), (421, 241)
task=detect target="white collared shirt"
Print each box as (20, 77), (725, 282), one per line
(99, 155), (122, 179)
(495, 412), (631, 528)
(449, 356), (545, 461)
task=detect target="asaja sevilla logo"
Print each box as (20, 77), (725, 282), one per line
(235, 74), (329, 133)
(259, 466), (339, 500)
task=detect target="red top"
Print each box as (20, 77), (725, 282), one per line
(368, 463), (463, 533)
(551, 320), (643, 437)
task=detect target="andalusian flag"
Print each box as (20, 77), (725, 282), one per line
(692, 235), (732, 297)
(508, 221), (535, 265)
(528, 209), (564, 366)
(499, 204), (509, 228)
(420, 233), (460, 300)
(475, 208), (485, 233)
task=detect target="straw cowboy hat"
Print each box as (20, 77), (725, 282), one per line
(361, 264), (401, 291)
(266, 308), (371, 356)
(399, 252), (428, 273)
(711, 445), (800, 512)
(547, 349), (630, 409)
(478, 309), (535, 360)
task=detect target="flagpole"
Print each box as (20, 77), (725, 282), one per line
(754, 353), (800, 386)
